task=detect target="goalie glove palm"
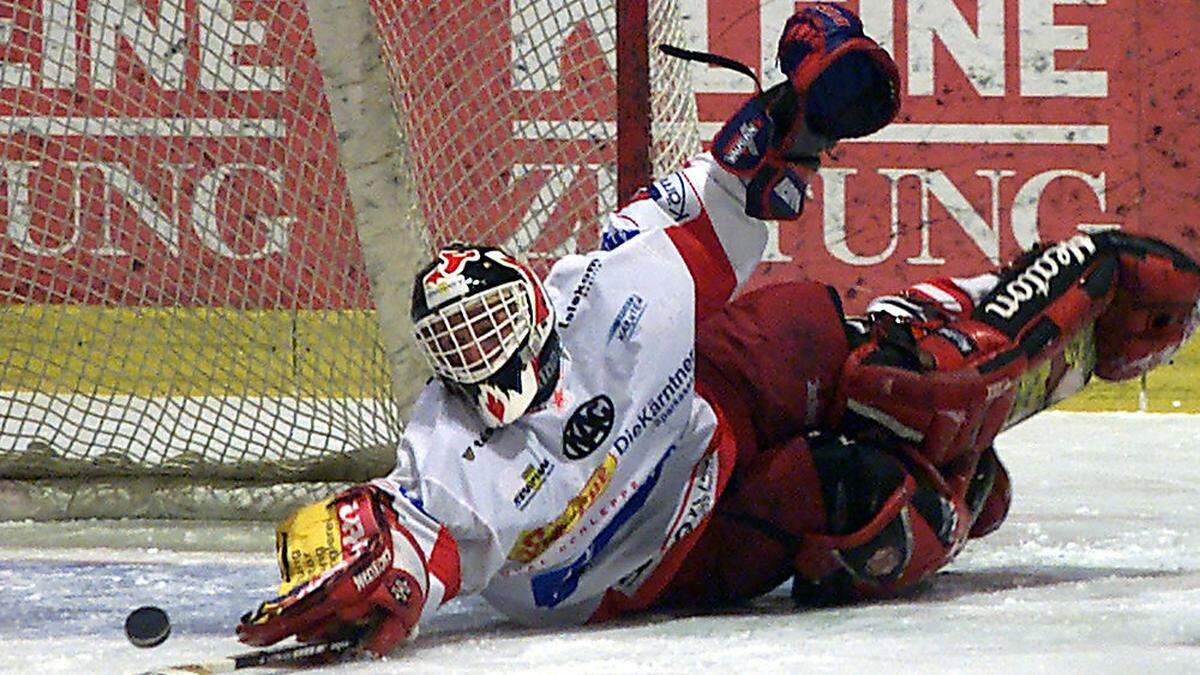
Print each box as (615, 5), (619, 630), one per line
(237, 485), (429, 658)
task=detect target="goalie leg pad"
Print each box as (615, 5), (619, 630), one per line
(835, 234), (1119, 467)
(660, 433), (975, 608)
(966, 446), (1011, 539)
(1092, 232), (1200, 381)
(655, 434), (827, 607)
(791, 436), (972, 602)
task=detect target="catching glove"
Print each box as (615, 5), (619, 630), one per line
(709, 3), (899, 221)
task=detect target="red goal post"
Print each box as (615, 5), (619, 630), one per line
(0, 0), (699, 520)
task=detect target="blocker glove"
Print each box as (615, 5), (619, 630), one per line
(237, 484), (444, 658)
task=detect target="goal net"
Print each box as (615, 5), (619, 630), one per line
(0, 0), (698, 520)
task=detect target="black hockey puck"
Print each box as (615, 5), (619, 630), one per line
(125, 605), (171, 648)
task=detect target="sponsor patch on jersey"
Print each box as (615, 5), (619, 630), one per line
(607, 294), (647, 344)
(557, 258), (603, 330)
(612, 350), (694, 457)
(388, 576), (412, 605)
(512, 457), (554, 511)
(601, 219), (641, 251)
(507, 452), (618, 564)
(562, 394), (615, 460)
(615, 449), (721, 596)
(460, 427), (494, 461)
(647, 170), (700, 223)
(529, 445), (675, 608)
(663, 450), (719, 550)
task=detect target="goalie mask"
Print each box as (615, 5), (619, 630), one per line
(411, 244), (561, 427)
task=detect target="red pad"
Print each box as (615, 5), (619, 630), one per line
(696, 280), (850, 450)
(658, 432), (992, 608)
(1094, 235), (1200, 380)
(834, 235), (1118, 468)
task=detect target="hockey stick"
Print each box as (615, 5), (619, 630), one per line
(137, 635), (361, 675)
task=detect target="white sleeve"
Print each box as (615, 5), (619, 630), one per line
(376, 387), (560, 615)
(368, 471), (467, 619)
(601, 153), (768, 319)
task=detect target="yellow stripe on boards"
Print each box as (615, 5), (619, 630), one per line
(0, 304), (1195, 409)
(0, 305), (394, 398)
(1058, 338), (1200, 413)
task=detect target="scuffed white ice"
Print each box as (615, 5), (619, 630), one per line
(3, 412), (1200, 674)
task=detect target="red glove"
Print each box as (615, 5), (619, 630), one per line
(237, 485), (451, 658)
(709, 3), (899, 221)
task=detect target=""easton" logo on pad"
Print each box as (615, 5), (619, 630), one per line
(982, 234), (1097, 321)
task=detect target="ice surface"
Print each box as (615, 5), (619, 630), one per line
(3, 412), (1200, 674)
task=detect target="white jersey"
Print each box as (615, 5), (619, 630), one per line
(376, 154), (768, 625)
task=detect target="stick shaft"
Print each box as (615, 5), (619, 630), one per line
(139, 636), (360, 675)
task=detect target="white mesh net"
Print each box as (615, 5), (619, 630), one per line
(0, 0), (698, 520)
(383, 0), (700, 259)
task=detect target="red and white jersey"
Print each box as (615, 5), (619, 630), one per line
(374, 153), (768, 625)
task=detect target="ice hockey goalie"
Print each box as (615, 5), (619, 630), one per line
(234, 3), (1200, 658)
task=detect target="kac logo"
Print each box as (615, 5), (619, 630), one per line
(562, 394), (615, 460)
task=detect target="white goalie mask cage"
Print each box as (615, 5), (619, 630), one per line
(415, 280), (532, 383)
(411, 246), (559, 426)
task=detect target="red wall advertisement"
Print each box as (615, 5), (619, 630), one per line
(0, 0), (1196, 312)
(0, 0), (369, 308)
(692, 0), (1199, 307)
